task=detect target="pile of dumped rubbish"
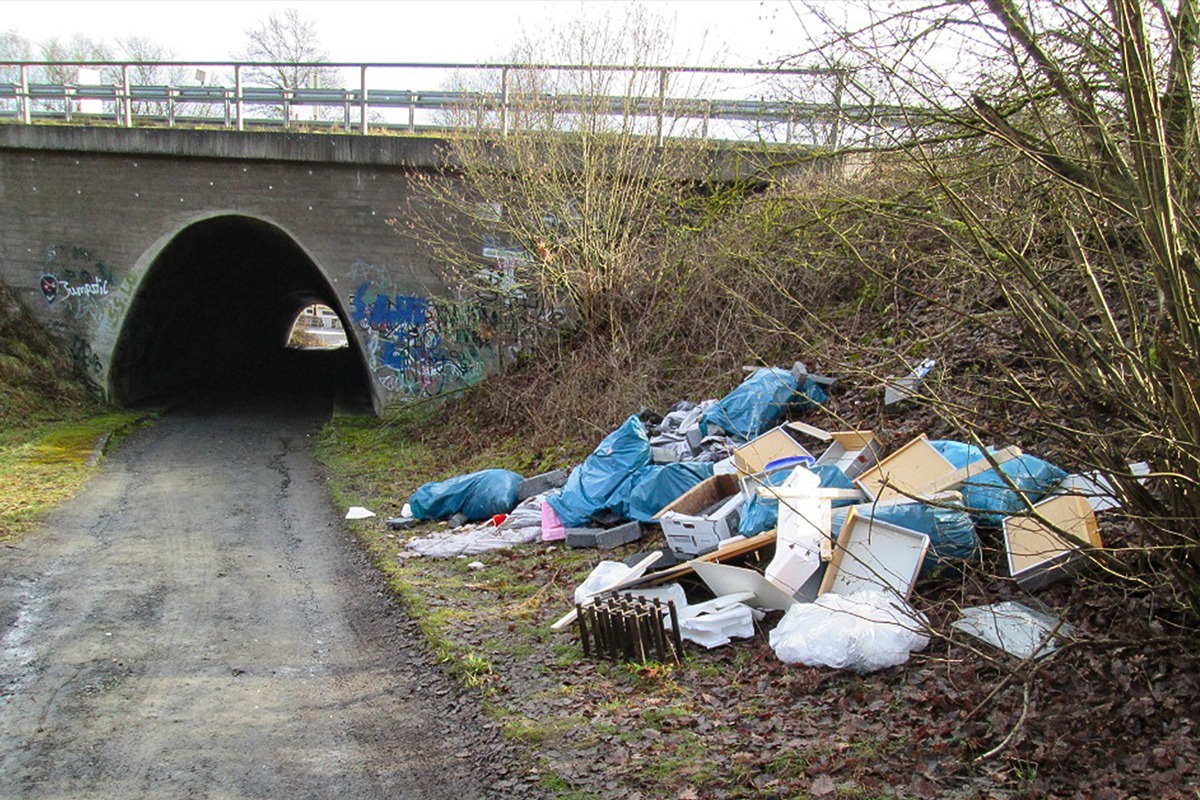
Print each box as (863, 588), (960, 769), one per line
(366, 362), (1145, 674)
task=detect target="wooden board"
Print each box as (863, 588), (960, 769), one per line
(855, 435), (1022, 503)
(818, 508), (930, 599)
(610, 530), (778, 591)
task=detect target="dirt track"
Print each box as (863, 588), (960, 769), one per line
(0, 397), (537, 799)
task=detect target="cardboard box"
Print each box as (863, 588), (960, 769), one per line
(1004, 493), (1101, 590)
(732, 426), (814, 476)
(655, 474), (746, 557)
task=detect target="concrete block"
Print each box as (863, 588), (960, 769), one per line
(517, 468), (570, 501)
(597, 521), (643, 549)
(566, 521), (643, 550)
(565, 527), (604, 548)
(623, 547), (679, 571)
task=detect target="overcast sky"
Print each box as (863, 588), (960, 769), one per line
(1, 0), (809, 67)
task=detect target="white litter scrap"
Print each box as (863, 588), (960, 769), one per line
(402, 494), (547, 558)
(677, 594), (758, 649)
(345, 506), (376, 520)
(951, 601), (1073, 660)
(624, 587), (758, 649)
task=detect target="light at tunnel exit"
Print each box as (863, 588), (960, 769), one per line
(287, 303), (349, 350)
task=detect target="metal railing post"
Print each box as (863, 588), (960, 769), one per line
(656, 68), (668, 147)
(121, 64), (132, 127)
(359, 65), (368, 135)
(19, 64), (30, 124)
(828, 68), (846, 150)
(501, 66), (510, 137)
(235, 65), (243, 131)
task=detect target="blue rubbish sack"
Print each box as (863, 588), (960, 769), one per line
(833, 501), (980, 578)
(628, 462), (715, 523)
(605, 465), (659, 522)
(700, 367), (800, 443)
(739, 464), (857, 537)
(738, 468), (789, 536)
(959, 455), (1069, 527)
(816, 464), (858, 508)
(547, 415), (652, 527)
(929, 441), (1068, 527)
(408, 468), (523, 522)
(796, 376), (829, 411)
(929, 439), (987, 469)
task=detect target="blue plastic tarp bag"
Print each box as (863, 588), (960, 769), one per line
(795, 376), (829, 411)
(930, 439), (987, 469)
(606, 465), (660, 522)
(628, 462), (715, 523)
(700, 367), (799, 443)
(408, 468), (523, 522)
(832, 500), (980, 578)
(959, 455), (1068, 527)
(929, 441), (1068, 527)
(547, 415), (652, 527)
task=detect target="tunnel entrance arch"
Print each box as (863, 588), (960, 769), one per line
(108, 214), (372, 411)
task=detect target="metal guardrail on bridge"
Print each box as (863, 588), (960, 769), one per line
(0, 60), (910, 146)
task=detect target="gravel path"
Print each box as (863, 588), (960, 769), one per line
(0, 396), (538, 800)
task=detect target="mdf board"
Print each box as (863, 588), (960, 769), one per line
(855, 434), (956, 503)
(818, 509), (930, 599)
(1004, 493), (1101, 590)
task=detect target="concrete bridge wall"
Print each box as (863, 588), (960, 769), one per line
(0, 126), (513, 411)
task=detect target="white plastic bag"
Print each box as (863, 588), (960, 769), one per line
(769, 591), (929, 674)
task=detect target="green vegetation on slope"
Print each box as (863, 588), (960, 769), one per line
(0, 282), (147, 541)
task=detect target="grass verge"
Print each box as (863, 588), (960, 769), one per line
(0, 409), (153, 543)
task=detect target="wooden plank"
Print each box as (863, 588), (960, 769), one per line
(783, 420), (833, 442)
(913, 445), (1022, 496)
(609, 530), (778, 591)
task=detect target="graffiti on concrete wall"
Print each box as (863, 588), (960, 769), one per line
(349, 279), (484, 397)
(34, 245), (123, 395)
(69, 336), (104, 394)
(38, 245), (120, 323)
(347, 255), (571, 398)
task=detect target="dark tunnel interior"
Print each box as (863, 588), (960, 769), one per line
(108, 215), (373, 413)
